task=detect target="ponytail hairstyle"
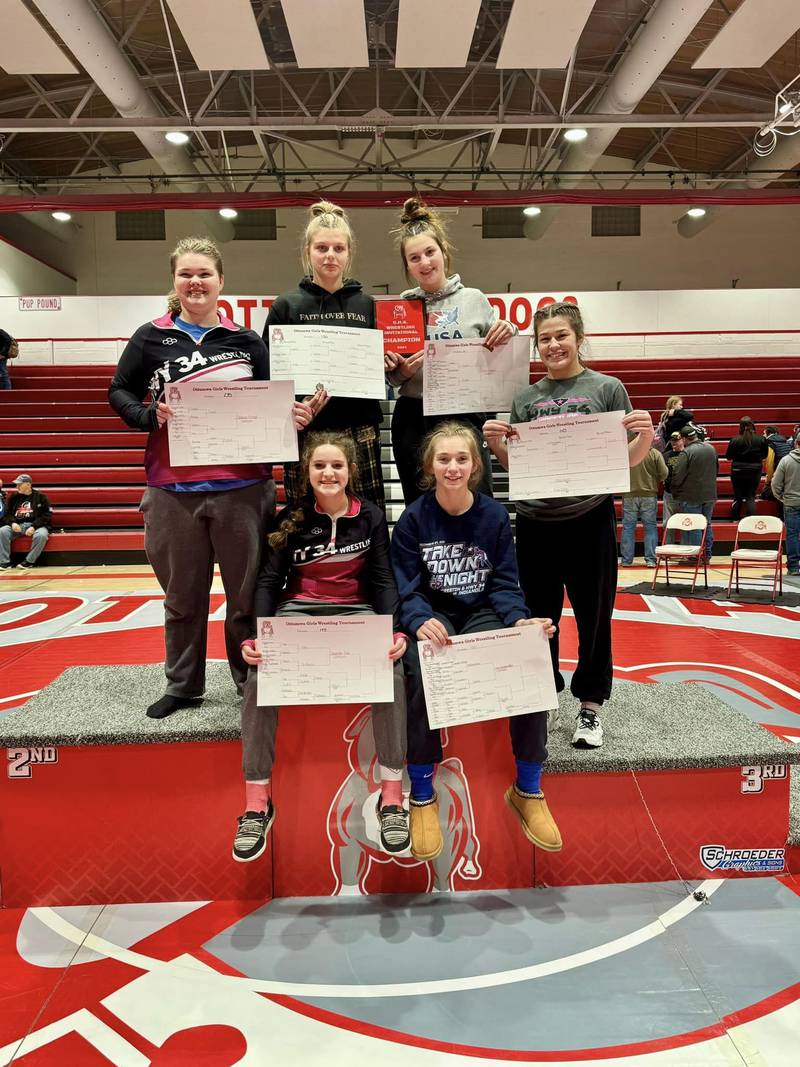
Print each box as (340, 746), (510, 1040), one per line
(661, 395), (684, 424)
(419, 420), (484, 492)
(393, 197), (454, 286)
(532, 301), (588, 366)
(268, 431), (360, 548)
(302, 200), (355, 278)
(166, 236), (224, 317)
(738, 415), (755, 443)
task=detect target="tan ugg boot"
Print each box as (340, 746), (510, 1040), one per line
(409, 794), (444, 860)
(504, 785), (563, 852)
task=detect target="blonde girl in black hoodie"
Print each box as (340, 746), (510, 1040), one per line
(264, 202), (385, 508)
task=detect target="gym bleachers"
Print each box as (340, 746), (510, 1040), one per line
(1, 355), (799, 559)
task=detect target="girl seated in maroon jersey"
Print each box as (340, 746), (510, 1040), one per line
(233, 431), (408, 862)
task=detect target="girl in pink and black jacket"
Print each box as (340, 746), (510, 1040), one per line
(109, 236), (312, 720)
(233, 430), (408, 864)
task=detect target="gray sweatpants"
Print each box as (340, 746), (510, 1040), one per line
(141, 481), (276, 697)
(240, 600), (407, 780)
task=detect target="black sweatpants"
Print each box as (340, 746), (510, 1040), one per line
(730, 465), (762, 519)
(404, 606), (548, 765)
(391, 396), (493, 505)
(515, 496), (618, 706)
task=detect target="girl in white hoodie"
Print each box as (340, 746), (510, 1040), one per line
(385, 198), (516, 503)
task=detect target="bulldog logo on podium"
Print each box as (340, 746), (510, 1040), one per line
(327, 705), (483, 894)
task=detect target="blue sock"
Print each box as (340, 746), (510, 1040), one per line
(515, 759), (543, 795)
(408, 762), (435, 802)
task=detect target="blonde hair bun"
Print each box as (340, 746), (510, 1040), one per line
(310, 200), (346, 219)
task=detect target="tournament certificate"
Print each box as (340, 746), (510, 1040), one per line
(422, 335), (531, 415)
(256, 615), (394, 706)
(167, 379), (298, 466)
(419, 625), (557, 729)
(508, 410), (630, 500)
(268, 324), (385, 399)
(375, 297), (426, 354)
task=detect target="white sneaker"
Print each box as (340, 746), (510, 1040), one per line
(547, 706), (561, 733)
(572, 707), (603, 748)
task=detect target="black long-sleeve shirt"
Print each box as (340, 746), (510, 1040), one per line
(263, 276), (381, 430)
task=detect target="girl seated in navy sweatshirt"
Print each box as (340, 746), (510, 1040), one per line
(390, 421), (561, 862)
(234, 431), (408, 863)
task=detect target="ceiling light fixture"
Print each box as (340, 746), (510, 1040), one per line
(51, 211), (71, 222)
(753, 72), (800, 157)
(686, 207), (707, 218)
(219, 207), (238, 219)
(522, 206), (542, 217)
(563, 128), (588, 143)
(165, 131), (190, 145)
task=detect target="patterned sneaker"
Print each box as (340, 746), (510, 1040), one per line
(572, 707), (603, 748)
(232, 802), (275, 863)
(376, 801), (410, 853)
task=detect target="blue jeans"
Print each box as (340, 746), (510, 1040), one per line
(675, 500), (715, 559)
(0, 359), (10, 390)
(785, 505), (800, 572)
(0, 523), (49, 564)
(621, 495), (658, 564)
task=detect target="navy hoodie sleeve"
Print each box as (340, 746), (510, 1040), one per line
(364, 505), (401, 625)
(487, 510), (529, 625)
(390, 507), (435, 635)
(0, 493), (16, 528)
(108, 326), (158, 432)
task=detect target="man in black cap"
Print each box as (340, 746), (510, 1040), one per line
(661, 430), (685, 543)
(0, 474), (53, 569)
(0, 329), (18, 390)
(670, 424), (719, 560)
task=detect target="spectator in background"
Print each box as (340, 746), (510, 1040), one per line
(771, 433), (800, 576)
(0, 330), (19, 390)
(764, 426), (791, 465)
(763, 425), (792, 516)
(0, 474), (52, 569)
(726, 416), (768, 520)
(654, 395), (694, 452)
(620, 446), (668, 567)
(662, 430), (685, 541)
(670, 424), (719, 560)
